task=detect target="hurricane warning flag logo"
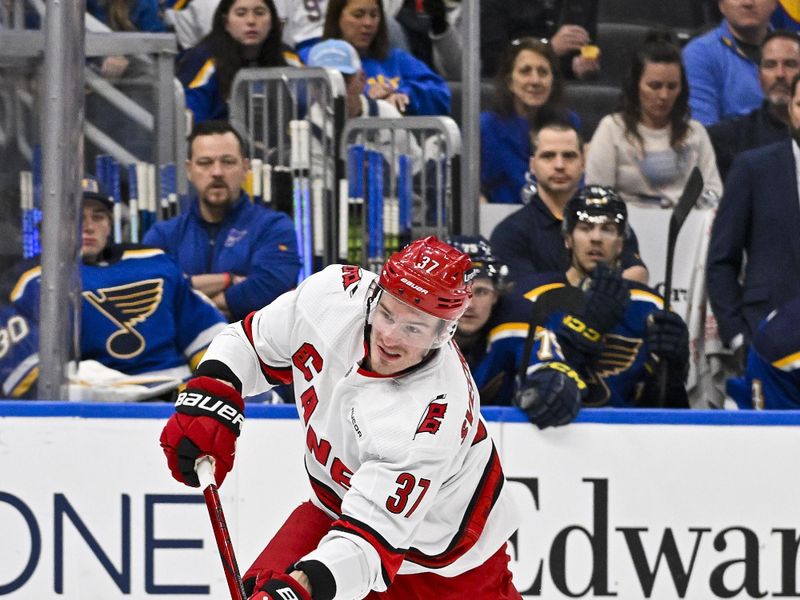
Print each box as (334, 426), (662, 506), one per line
(83, 279), (163, 359)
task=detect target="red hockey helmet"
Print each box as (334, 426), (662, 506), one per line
(379, 236), (474, 321)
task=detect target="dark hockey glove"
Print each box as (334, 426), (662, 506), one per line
(646, 310), (690, 379)
(160, 376), (244, 488)
(514, 362), (587, 429)
(582, 263), (630, 333)
(247, 573), (311, 600)
(557, 313), (604, 359)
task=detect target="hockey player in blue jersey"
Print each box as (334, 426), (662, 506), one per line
(744, 295), (800, 409)
(447, 235), (515, 404)
(8, 177), (227, 392)
(0, 305), (38, 398)
(489, 185), (690, 427)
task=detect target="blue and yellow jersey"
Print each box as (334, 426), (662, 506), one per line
(746, 295), (800, 409)
(479, 272), (667, 408)
(177, 41), (301, 124)
(0, 305), (38, 398)
(10, 246), (226, 377)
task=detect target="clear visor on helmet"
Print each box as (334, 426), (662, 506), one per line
(366, 283), (460, 351)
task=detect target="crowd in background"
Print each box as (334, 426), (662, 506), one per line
(3, 0), (800, 413)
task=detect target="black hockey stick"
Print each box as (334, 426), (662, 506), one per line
(657, 166), (704, 406)
(516, 284), (586, 385)
(196, 458), (247, 600)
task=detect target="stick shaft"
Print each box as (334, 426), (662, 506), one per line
(197, 460), (247, 600)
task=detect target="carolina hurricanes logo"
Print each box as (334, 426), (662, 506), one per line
(83, 279), (163, 359)
(415, 396), (447, 437)
(341, 265), (361, 292)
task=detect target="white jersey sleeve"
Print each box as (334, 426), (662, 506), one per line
(274, 0), (328, 48)
(199, 264), (369, 397)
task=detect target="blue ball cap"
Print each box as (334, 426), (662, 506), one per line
(81, 176), (113, 211)
(307, 39), (362, 75)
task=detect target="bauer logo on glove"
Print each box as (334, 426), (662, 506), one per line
(175, 390), (245, 435)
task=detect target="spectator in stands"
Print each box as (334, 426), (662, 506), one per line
(446, 236), (515, 405)
(305, 38), (422, 178)
(87, 0), (166, 78)
(772, 0), (799, 31)
(163, 0), (220, 50)
(177, 0), (297, 124)
(480, 38), (580, 204)
(743, 293), (800, 409)
(392, 0), (463, 79)
(274, 0), (411, 57)
(706, 74), (800, 376)
(510, 186), (690, 429)
(86, 0), (166, 79)
(7, 177), (227, 396)
(303, 0), (451, 116)
(586, 32), (722, 206)
(490, 114), (649, 284)
(683, 0), (778, 125)
(479, 0), (600, 79)
(307, 38), (403, 120)
(708, 29), (800, 179)
(142, 120), (300, 321)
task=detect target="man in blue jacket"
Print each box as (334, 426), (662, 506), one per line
(143, 120), (301, 321)
(683, 0), (777, 125)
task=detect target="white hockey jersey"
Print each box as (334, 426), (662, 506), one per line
(273, 0), (327, 48)
(201, 264), (521, 599)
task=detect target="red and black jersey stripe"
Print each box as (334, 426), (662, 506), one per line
(241, 311), (292, 385)
(471, 419), (488, 446)
(331, 516), (406, 588)
(307, 467), (343, 516)
(405, 443), (505, 569)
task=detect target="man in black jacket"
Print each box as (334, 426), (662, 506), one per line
(708, 29), (800, 179)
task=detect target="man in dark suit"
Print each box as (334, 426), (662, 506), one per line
(707, 73), (800, 373)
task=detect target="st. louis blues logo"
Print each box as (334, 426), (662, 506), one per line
(595, 333), (642, 378)
(83, 279), (163, 359)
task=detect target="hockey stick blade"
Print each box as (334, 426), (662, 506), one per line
(517, 284), (586, 385)
(658, 166), (703, 406)
(196, 458), (247, 600)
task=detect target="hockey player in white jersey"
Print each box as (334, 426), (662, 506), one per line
(160, 236), (522, 599)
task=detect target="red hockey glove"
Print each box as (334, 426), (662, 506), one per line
(159, 376), (245, 487)
(247, 573), (311, 600)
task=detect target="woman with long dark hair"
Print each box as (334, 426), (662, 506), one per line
(303, 0), (450, 116)
(480, 37), (581, 204)
(178, 0), (295, 123)
(585, 32), (722, 206)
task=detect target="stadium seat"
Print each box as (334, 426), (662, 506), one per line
(597, 0), (709, 31)
(448, 79), (496, 129)
(563, 82), (620, 141)
(594, 23), (651, 87)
